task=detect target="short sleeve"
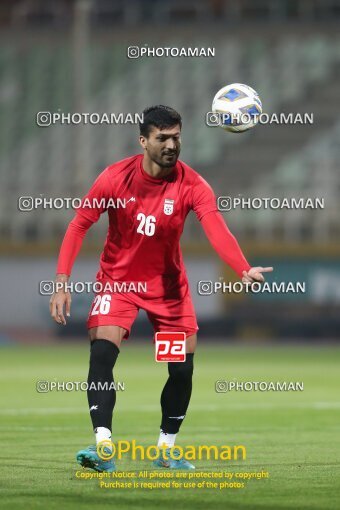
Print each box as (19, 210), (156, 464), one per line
(76, 168), (113, 223)
(191, 175), (218, 221)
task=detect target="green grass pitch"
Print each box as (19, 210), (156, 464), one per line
(0, 342), (339, 510)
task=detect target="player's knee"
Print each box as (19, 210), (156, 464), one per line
(89, 339), (120, 368)
(168, 353), (194, 381)
(88, 326), (126, 345)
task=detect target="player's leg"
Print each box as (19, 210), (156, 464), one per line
(76, 293), (139, 472)
(158, 334), (196, 447)
(153, 333), (197, 469)
(76, 326), (127, 472)
(185, 333), (197, 354)
(136, 287), (198, 468)
(87, 326), (127, 446)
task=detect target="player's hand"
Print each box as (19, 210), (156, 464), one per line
(242, 266), (273, 287)
(49, 275), (71, 325)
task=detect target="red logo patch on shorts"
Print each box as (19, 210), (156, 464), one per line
(155, 332), (186, 362)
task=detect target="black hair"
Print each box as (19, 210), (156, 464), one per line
(139, 105), (182, 137)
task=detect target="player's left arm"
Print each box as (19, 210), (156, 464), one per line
(191, 174), (273, 283)
(200, 210), (273, 283)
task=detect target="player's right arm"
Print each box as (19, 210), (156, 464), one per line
(49, 168), (113, 325)
(49, 213), (94, 325)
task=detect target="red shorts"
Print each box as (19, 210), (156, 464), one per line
(86, 279), (199, 340)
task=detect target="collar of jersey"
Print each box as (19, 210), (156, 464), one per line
(138, 155), (177, 184)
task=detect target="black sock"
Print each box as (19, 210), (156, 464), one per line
(87, 339), (120, 431)
(160, 353), (194, 434)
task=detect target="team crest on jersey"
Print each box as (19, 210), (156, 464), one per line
(163, 199), (174, 215)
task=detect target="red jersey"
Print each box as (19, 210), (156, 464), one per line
(57, 153), (251, 299)
(76, 154), (216, 287)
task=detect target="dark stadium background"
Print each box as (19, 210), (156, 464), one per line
(1, 3), (340, 510)
(1, 0), (339, 344)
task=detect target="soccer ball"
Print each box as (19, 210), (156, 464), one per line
(211, 83), (262, 133)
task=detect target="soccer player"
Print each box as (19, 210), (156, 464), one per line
(50, 105), (273, 472)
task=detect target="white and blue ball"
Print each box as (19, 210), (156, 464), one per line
(211, 83), (262, 132)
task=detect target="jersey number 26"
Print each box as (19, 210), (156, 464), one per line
(136, 213), (156, 236)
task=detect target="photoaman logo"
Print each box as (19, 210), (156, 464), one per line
(155, 332), (186, 362)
